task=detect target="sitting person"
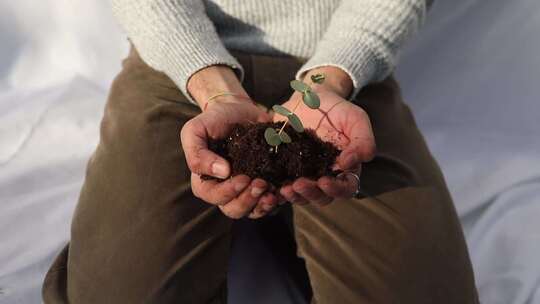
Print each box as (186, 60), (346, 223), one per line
(42, 0), (479, 303)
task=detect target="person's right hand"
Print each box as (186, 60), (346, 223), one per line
(180, 97), (280, 219)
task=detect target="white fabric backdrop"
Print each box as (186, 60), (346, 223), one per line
(396, 1), (540, 303)
(1, 0), (539, 303)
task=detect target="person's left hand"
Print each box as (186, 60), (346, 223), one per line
(275, 86), (376, 205)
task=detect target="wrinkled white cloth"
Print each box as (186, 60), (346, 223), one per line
(396, 1), (540, 302)
(1, 0), (539, 303)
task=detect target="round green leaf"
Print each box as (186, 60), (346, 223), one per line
(264, 128), (282, 146)
(272, 104), (292, 117)
(303, 90), (320, 109)
(290, 80), (310, 92)
(310, 73), (326, 84)
(279, 131), (292, 143)
(288, 114), (304, 132)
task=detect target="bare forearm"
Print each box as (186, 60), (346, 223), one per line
(301, 66), (353, 99)
(187, 65), (249, 109)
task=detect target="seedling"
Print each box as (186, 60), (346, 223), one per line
(265, 73), (326, 150)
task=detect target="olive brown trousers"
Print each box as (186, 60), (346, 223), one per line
(42, 47), (479, 304)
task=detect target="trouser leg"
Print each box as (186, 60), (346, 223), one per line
(42, 47), (233, 304)
(42, 48), (479, 303)
(291, 77), (479, 303)
(243, 53), (478, 303)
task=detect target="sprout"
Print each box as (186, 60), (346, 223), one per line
(310, 73), (326, 84)
(264, 73), (325, 149)
(264, 128), (282, 146)
(303, 90), (320, 109)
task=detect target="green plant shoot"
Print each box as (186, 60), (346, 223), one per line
(264, 73), (325, 149)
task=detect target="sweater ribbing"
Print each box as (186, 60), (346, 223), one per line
(111, 0), (428, 103)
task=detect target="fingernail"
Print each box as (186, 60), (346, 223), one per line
(234, 181), (249, 192)
(251, 187), (265, 197)
(211, 162), (228, 178)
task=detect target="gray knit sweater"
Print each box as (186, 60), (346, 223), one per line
(111, 0), (430, 102)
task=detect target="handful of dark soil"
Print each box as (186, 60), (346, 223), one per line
(206, 122), (340, 188)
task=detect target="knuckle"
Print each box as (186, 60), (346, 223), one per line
(228, 212), (243, 220)
(220, 206), (243, 219)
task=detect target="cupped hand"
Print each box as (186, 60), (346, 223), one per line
(275, 88), (376, 205)
(180, 99), (280, 219)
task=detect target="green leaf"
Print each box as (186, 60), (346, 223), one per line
(272, 104), (292, 117)
(264, 128), (282, 146)
(302, 90), (320, 109)
(279, 130), (292, 143)
(290, 80), (310, 92)
(288, 114), (304, 132)
(310, 73), (326, 84)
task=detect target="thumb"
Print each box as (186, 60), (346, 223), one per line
(337, 149), (361, 171)
(337, 142), (376, 171)
(180, 120), (231, 179)
(337, 111), (376, 170)
(188, 148), (231, 179)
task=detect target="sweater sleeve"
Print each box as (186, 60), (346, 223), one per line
(296, 0), (430, 100)
(111, 0), (244, 104)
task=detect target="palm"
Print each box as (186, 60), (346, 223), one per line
(275, 90), (374, 170)
(201, 101), (270, 139)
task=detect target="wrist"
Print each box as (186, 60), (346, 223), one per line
(187, 65), (251, 109)
(301, 66), (353, 99)
(203, 92), (254, 111)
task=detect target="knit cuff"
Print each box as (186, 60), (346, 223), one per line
(155, 31), (244, 104)
(129, 33), (243, 104)
(112, 0), (244, 105)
